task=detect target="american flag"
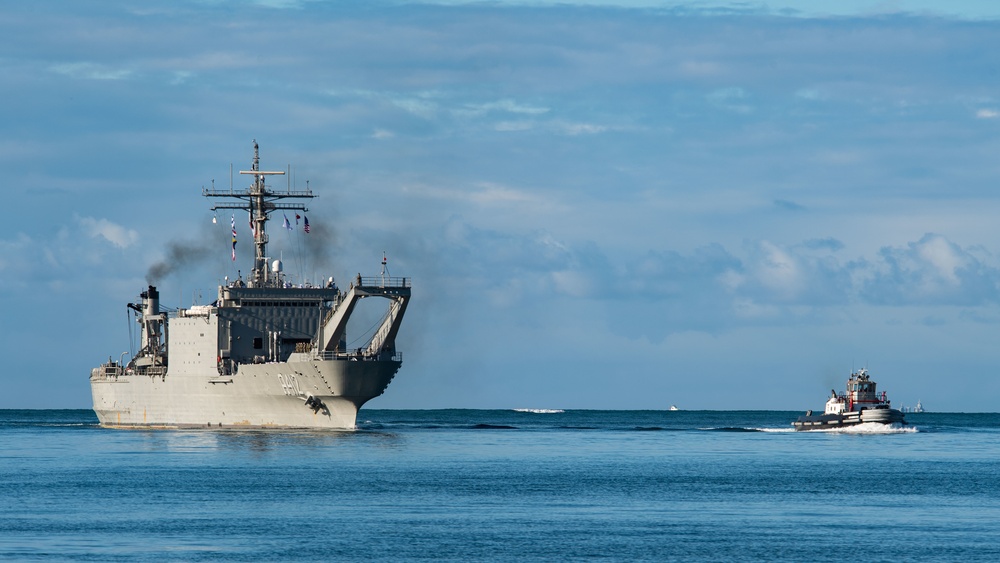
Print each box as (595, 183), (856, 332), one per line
(231, 215), (237, 261)
(303, 216), (310, 234)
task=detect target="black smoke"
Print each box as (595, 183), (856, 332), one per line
(301, 218), (337, 274)
(145, 219), (223, 284)
(145, 213), (341, 285)
(146, 238), (215, 285)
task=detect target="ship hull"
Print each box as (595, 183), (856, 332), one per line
(792, 408), (905, 431)
(91, 358), (400, 430)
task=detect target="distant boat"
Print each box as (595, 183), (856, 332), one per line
(669, 405), (679, 411)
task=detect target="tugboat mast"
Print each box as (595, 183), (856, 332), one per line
(203, 140), (315, 286)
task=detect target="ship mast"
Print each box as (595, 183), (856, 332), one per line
(203, 140), (315, 287)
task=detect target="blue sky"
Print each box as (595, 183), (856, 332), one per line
(3, 0), (1000, 411)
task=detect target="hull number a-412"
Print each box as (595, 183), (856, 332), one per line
(277, 374), (301, 396)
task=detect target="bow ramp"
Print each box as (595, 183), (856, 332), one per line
(320, 274), (411, 356)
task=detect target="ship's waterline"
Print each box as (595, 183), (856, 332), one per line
(90, 141), (411, 430)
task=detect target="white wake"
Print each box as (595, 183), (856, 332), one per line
(807, 422), (917, 434)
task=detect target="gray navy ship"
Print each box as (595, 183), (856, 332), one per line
(90, 142), (411, 429)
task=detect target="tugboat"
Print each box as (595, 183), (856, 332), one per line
(792, 368), (905, 430)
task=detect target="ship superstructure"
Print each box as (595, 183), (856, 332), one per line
(90, 142), (411, 429)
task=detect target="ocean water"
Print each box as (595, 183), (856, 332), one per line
(1, 409), (999, 562)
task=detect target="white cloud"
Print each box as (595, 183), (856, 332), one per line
(858, 234), (1000, 305)
(708, 87), (747, 102)
(976, 109), (999, 119)
(550, 270), (595, 297)
(753, 241), (803, 295)
(460, 99), (550, 117)
(467, 182), (538, 205)
(401, 181), (547, 212)
(495, 120), (535, 131)
(160, 52), (263, 71)
(795, 88), (827, 101)
(0, 233), (33, 273)
(169, 71), (193, 85)
(251, 0), (305, 8)
(78, 216), (139, 249)
(707, 87), (753, 113)
(559, 122), (608, 135)
(391, 97), (440, 119)
(679, 60), (723, 76)
(916, 234), (964, 285)
(614, 233), (1000, 329)
(49, 62), (131, 81)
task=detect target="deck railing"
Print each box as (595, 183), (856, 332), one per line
(91, 364), (167, 380)
(356, 276), (410, 289)
(315, 351), (403, 362)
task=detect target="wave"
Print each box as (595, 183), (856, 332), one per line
(472, 423), (518, 430)
(0, 422), (97, 429)
(512, 409), (565, 414)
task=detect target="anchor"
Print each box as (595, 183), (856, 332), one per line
(303, 394), (326, 413)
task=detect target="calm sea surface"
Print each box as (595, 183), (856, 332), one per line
(1, 409), (999, 562)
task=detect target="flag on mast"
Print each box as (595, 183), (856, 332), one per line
(231, 215), (237, 261)
(295, 213), (301, 225)
(303, 216), (310, 234)
(282, 213), (292, 231)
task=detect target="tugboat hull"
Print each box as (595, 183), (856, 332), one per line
(793, 408), (905, 431)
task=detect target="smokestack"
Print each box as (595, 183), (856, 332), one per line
(142, 285), (160, 317)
